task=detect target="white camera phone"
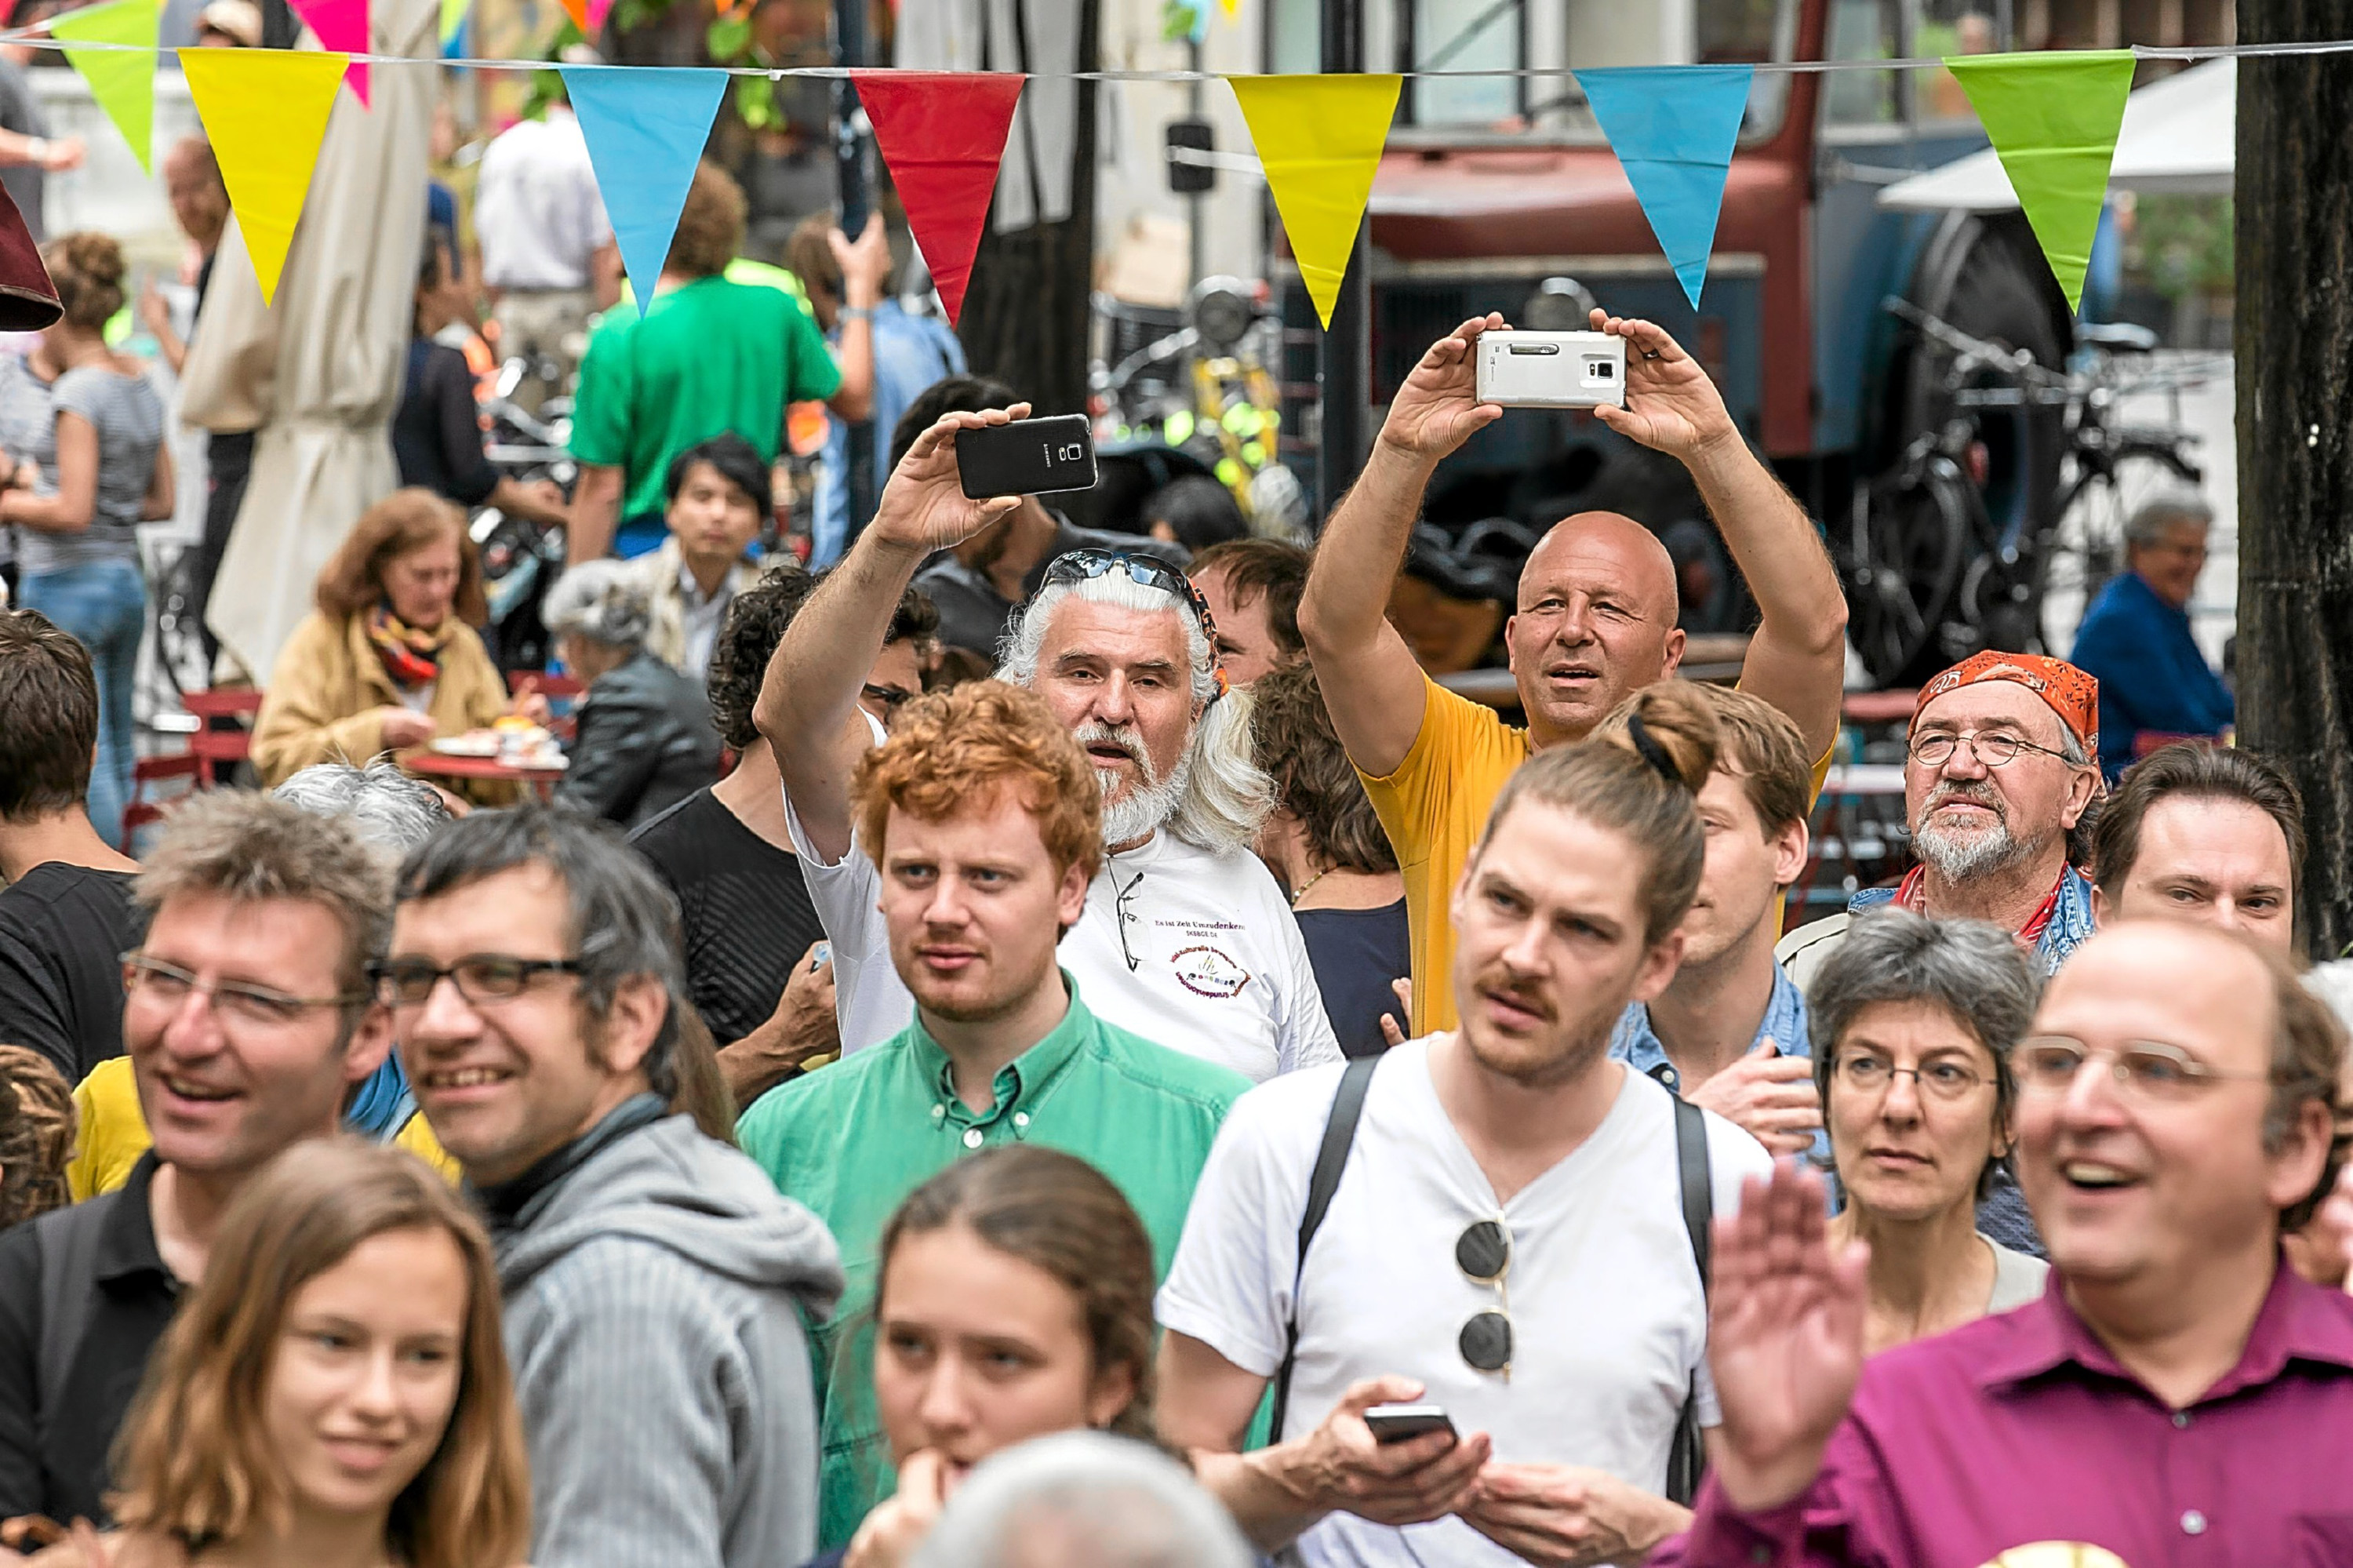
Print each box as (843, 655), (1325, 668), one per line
(1474, 329), (1627, 409)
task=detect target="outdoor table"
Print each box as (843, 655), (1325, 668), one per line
(407, 751), (569, 802)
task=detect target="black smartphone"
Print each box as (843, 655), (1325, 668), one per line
(955, 414), (1099, 500)
(1363, 1403), (1457, 1445)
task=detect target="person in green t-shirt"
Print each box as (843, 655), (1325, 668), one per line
(735, 679), (1249, 1551)
(568, 159), (889, 562)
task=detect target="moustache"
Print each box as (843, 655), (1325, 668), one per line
(1470, 963), (1555, 1023)
(1071, 722), (1155, 778)
(1925, 781), (2006, 819)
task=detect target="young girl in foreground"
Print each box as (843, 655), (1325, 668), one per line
(47, 1140), (530, 1568)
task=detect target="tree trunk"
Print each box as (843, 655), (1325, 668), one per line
(955, 0), (1099, 418)
(2236, 1), (2353, 960)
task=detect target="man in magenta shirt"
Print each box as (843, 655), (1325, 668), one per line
(1658, 919), (2353, 1566)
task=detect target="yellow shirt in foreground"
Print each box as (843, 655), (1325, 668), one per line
(1358, 673), (1833, 1035)
(67, 1057), (460, 1200)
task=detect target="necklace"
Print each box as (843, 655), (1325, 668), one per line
(1289, 868), (1330, 908)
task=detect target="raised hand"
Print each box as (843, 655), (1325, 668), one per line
(1375, 315), (1507, 464)
(1588, 309), (1739, 460)
(1704, 1159), (1869, 1512)
(869, 406), (1031, 556)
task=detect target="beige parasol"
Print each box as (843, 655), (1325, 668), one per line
(177, 0), (435, 682)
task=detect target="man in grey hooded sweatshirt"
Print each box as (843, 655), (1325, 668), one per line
(381, 805), (845, 1568)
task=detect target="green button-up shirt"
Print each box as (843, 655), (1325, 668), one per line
(736, 974), (1249, 1549)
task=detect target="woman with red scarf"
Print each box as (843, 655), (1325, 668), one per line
(253, 489), (526, 799)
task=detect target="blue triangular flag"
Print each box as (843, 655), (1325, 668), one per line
(561, 65), (729, 318)
(1574, 64), (1754, 309)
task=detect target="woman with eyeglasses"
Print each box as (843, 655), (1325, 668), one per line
(1809, 910), (2050, 1354)
(809, 1145), (1162, 1568)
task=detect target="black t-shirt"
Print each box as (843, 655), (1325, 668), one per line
(394, 337), (501, 508)
(1293, 899), (1412, 1060)
(628, 788), (825, 1046)
(0, 863), (136, 1083)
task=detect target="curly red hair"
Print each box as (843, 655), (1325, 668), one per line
(853, 680), (1103, 884)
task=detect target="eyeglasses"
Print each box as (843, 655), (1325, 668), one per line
(861, 682), (920, 718)
(122, 952), (370, 1030)
(1112, 868), (1147, 973)
(1907, 729), (2075, 769)
(1456, 1218), (1513, 1380)
(1835, 1052), (1989, 1102)
(2015, 1036), (2270, 1103)
(367, 955), (584, 1009)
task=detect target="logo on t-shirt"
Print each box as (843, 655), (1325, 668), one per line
(1169, 944), (1252, 999)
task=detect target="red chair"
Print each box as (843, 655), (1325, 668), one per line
(180, 688), (266, 787)
(123, 752), (200, 835)
(508, 671), (585, 701)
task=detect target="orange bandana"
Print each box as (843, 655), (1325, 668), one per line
(1912, 652), (2100, 759)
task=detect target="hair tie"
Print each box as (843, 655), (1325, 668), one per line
(1625, 711), (1682, 786)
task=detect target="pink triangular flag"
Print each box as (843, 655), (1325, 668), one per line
(289, 0), (369, 106)
(585, 0), (615, 29)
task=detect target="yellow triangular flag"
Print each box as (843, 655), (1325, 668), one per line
(1217, 0), (1238, 16)
(49, 0), (160, 175)
(1229, 74), (1401, 328)
(180, 49), (348, 306)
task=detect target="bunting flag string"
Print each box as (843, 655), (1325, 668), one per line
(47, 0), (158, 174)
(289, 0), (372, 105)
(561, 64), (728, 315)
(178, 47), (347, 304)
(850, 71), (1026, 328)
(1944, 50), (2137, 311)
(0, 35), (2304, 317)
(1573, 64), (1752, 310)
(1228, 73), (1400, 329)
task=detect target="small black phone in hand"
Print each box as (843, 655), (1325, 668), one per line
(955, 414), (1099, 500)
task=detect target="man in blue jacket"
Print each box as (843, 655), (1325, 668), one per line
(2068, 497), (2233, 780)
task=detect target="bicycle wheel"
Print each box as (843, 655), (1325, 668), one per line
(2039, 442), (2202, 653)
(1847, 463), (1973, 686)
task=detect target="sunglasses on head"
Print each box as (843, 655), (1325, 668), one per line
(1035, 550), (1229, 700)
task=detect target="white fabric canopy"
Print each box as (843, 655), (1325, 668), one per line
(1878, 56), (2234, 213)
(177, 0), (435, 682)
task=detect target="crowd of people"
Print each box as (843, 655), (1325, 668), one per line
(0, 78), (2339, 1565)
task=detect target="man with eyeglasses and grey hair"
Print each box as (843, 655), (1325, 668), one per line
(1779, 653), (2104, 995)
(0, 791), (399, 1529)
(382, 806), (844, 1568)
(754, 401), (1341, 1083)
(1655, 919), (2353, 1567)
(2067, 495), (2233, 781)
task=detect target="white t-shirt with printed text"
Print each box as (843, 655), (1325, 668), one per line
(784, 795), (1344, 1082)
(1155, 1040), (1773, 1567)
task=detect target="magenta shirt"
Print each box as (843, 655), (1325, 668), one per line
(1655, 1262), (2353, 1566)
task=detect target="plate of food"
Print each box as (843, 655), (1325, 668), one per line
(430, 731), (500, 757)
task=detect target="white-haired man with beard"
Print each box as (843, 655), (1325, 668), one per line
(754, 402), (1342, 1084)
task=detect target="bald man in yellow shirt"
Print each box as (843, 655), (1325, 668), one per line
(1299, 311), (1848, 1034)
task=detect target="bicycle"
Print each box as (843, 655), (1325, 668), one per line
(1843, 299), (2211, 684)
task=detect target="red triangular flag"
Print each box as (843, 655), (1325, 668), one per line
(849, 71), (1024, 327)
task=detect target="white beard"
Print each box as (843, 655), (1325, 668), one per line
(1100, 749), (1191, 846)
(1914, 790), (2046, 883)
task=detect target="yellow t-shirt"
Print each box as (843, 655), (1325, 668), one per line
(67, 1057), (460, 1200)
(1358, 673), (1834, 1035)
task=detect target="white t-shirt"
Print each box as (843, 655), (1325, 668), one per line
(1156, 1040), (1773, 1568)
(784, 795), (1344, 1082)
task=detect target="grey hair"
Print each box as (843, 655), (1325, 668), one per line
(544, 558), (651, 649)
(996, 567), (1275, 855)
(908, 1432), (1253, 1568)
(1808, 909), (2041, 1200)
(393, 805), (687, 1098)
(272, 759), (453, 854)
(2122, 495), (2213, 551)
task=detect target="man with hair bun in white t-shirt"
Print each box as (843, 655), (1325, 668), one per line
(1156, 681), (1773, 1568)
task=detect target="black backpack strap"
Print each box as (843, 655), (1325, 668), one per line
(34, 1196), (110, 1441)
(1666, 1095), (1714, 1507)
(1269, 1055), (1378, 1442)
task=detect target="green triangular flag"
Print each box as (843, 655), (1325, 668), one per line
(49, 0), (160, 176)
(1944, 49), (2135, 311)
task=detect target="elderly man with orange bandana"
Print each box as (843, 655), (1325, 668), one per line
(1780, 653), (2104, 989)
